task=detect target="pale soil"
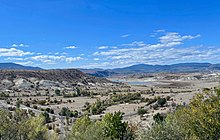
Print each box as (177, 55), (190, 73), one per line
(2, 72), (220, 129)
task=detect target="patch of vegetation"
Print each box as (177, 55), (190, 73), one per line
(59, 107), (79, 118)
(153, 113), (166, 123)
(145, 98), (158, 106)
(38, 100), (47, 105)
(110, 93), (141, 103)
(45, 108), (54, 114)
(16, 100), (21, 108)
(137, 108), (148, 116)
(85, 99), (110, 115)
(137, 87), (220, 140)
(85, 93), (143, 115)
(0, 92), (9, 100)
(67, 111), (134, 140)
(157, 97), (167, 107)
(55, 89), (61, 96)
(0, 108), (57, 140)
(41, 111), (51, 123)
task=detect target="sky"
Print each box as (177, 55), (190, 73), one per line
(0, 0), (220, 69)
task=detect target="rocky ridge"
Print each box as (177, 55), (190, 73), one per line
(0, 69), (116, 90)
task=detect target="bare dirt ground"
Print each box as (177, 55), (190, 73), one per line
(1, 72), (219, 132)
(106, 73), (220, 127)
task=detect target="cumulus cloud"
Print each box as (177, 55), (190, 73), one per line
(65, 46), (77, 49)
(65, 57), (83, 63)
(159, 32), (200, 44)
(5, 57), (28, 61)
(90, 31), (219, 68)
(31, 55), (83, 64)
(0, 48), (33, 57)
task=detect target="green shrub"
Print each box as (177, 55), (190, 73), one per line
(137, 108), (148, 115)
(55, 89), (61, 96)
(153, 113), (166, 123)
(157, 98), (167, 107)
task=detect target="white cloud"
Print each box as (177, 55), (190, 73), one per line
(154, 29), (165, 33)
(31, 55), (64, 64)
(98, 46), (118, 50)
(65, 46), (77, 49)
(16, 61), (34, 66)
(65, 57), (83, 63)
(31, 55), (83, 64)
(159, 32), (200, 44)
(121, 41), (146, 47)
(12, 44), (18, 47)
(89, 32), (218, 68)
(98, 46), (109, 49)
(121, 34), (130, 38)
(0, 48), (33, 57)
(12, 43), (29, 47)
(5, 57), (28, 61)
(93, 58), (100, 61)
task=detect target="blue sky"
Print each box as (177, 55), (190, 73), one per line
(0, 0), (220, 69)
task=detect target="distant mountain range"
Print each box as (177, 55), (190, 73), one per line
(81, 63), (220, 77)
(1, 62), (220, 77)
(0, 63), (42, 70)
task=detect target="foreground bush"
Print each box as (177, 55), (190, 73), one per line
(67, 115), (108, 140)
(67, 111), (134, 140)
(167, 88), (220, 140)
(137, 87), (220, 140)
(136, 122), (185, 140)
(0, 109), (57, 140)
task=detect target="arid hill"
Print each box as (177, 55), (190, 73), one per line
(0, 69), (112, 85)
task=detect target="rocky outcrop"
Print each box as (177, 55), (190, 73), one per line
(0, 79), (14, 89)
(14, 78), (34, 89)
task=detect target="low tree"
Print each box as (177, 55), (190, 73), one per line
(0, 109), (49, 140)
(41, 111), (51, 123)
(153, 113), (165, 124)
(67, 115), (108, 140)
(55, 89), (61, 96)
(67, 112), (134, 140)
(16, 100), (21, 108)
(157, 98), (167, 107)
(102, 111), (134, 140)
